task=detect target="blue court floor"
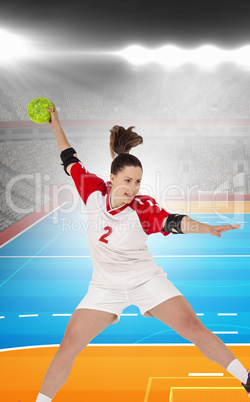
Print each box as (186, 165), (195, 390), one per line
(0, 203), (249, 349)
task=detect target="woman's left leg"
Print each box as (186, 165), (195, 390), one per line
(147, 295), (239, 370)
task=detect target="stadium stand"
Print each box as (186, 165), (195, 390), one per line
(0, 63), (250, 231)
(190, 141), (236, 191)
(1, 64), (250, 120)
(0, 135), (248, 232)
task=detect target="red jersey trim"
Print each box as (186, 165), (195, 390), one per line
(130, 195), (171, 236)
(71, 162), (106, 205)
(106, 182), (130, 215)
(71, 163), (170, 233)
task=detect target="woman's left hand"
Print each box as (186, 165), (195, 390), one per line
(209, 224), (241, 237)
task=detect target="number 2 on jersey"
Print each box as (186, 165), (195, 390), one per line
(99, 226), (112, 244)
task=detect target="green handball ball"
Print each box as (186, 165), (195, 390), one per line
(27, 97), (54, 124)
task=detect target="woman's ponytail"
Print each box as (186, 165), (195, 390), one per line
(109, 125), (143, 159)
(109, 125), (143, 175)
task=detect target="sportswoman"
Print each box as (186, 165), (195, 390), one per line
(36, 103), (250, 401)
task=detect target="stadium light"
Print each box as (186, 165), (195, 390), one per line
(115, 45), (154, 65)
(0, 29), (32, 63)
(155, 45), (187, 66)
(234, 45), (250, 66)
(117, 45), (250, 67)
(189, 46), (223, 66)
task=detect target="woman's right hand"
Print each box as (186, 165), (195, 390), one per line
(47, 102), (60, 127)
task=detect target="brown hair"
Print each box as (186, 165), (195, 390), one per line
(109, 125), (143, 175)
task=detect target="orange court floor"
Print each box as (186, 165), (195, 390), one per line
(1, 345), (250, 402)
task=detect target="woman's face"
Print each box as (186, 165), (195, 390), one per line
(110, 165), (143, 208)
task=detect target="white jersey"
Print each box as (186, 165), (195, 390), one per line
(71, 162), (171, 287)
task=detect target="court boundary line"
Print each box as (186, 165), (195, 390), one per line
(1, 255), (250, 258)
(144, 377), (242, 402)
(169, 386), (243, 402)
(144, 377), (153, 402)
(1, 343), (250, 353)
(0, 230), (64, 288)
(0, 202), (67, 249)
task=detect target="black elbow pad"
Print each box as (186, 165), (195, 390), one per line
(60, 147), (81, 176)
(163, 214), (187, 234)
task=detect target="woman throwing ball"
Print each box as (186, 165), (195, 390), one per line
(36, 103), (250, 401)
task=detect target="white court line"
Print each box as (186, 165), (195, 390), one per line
(52, 314), (72, 317)
(213, 331), (238, 334)
(215, 222), (248, 224)
(1, 313), (241, 319)
(218, 313), (237, 316)
(2, 312), (240, 320)
(154, 255), (250, 258)
(189, 373), (224, 376)
(189, 221), (245, 224)
(1, 255), (250, 258)
(0, 256), (91, 258)
(19, 314), (39, 318)
(0, 313), (203, 317)
(121, 314), (138, 316)
(1, 313), (203, 318)
(0, 316), (5, 319)
(0, 202), (68, 249)
(1, 343), (250, 352)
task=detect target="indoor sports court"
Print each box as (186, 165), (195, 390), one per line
(0, 117), (250, 401)
(1, 2), (250, 399)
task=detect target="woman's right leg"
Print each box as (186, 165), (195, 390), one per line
(38, 308), (117, 400)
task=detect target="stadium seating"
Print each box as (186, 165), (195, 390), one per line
(0, 64), (250, 231)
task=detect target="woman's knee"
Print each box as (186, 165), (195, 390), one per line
(179, 319), (206, 342)
(59, 332), (85, 358)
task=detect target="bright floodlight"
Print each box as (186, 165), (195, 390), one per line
(0, 29), (32, 63)
(116, 45), (153, 65)
(118, 45), (250, 67)
(189, 45), (223, 66)
(234, 45), (250, 66)
(155, 45), (188, 66)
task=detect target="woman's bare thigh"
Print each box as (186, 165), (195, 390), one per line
(60, 309), (117, 356)
(147, 295), (204, 340)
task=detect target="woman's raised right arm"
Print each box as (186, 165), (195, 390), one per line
(47, 102), (78, 176)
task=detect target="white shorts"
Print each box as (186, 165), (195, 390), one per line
(75, 272), (183, 324)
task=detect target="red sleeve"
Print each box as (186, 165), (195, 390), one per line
(132, 195), (171, 236)
(70, 162), (106, 205)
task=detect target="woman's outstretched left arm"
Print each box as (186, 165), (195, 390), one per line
(180, 216), (240, 237)
(163, 215), (241, 237)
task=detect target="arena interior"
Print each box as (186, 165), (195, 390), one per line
(0, 59), (250, 233)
